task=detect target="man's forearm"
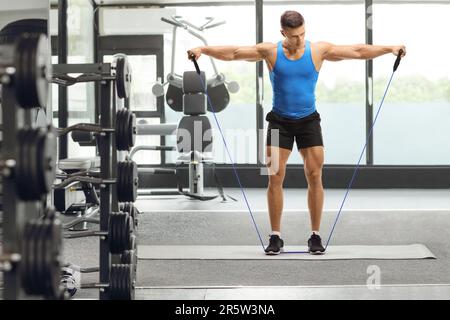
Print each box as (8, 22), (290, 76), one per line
(200, 46), (239, 61)
(357, 44), (393, 59)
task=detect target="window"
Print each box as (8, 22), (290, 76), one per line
(50, 0), (95, 159)
(373, 3), (450, 165)
(104, 54), (161, 165)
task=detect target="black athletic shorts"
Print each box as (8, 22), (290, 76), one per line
(266, 110), (324, 150)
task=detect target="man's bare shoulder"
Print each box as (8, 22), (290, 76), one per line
(311, 41), (332, 50)
(256, 42), (277, 56)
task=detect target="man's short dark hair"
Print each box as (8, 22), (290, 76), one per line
(280, 11), (304, 29)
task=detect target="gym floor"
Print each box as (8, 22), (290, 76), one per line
(56, 188), (450, 300)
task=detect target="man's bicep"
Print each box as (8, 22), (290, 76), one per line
(234, 45), (266, 61)
(324, 44), (361, 61)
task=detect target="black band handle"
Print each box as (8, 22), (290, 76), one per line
(393, 49), (403, 72)
(189, 53), (201, 74)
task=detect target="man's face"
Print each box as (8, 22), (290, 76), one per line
(281, 25), (305, 48)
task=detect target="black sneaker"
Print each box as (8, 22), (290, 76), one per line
(308, 234), (326, 255)
(265, 235), (284, 255)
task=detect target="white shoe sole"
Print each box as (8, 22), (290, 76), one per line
(265, 248), (284, 255)
(309, 250), (325, 255)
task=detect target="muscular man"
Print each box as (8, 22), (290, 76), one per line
(187, 10), (406, 255)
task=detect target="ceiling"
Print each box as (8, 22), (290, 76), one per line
(48, 0), (450, 5)
(49, 0), (257, 5)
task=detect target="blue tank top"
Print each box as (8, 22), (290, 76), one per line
(269, 40), (319, 119)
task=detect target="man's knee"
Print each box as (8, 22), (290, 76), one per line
(268, 172), (285, 187)
(305, 168), (322, 185)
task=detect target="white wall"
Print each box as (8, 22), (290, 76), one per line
(100, 7), (176, 35)
(0, 0), (49, 30)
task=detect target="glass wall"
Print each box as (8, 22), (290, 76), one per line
(372, 3), (450, 165)
(263, 3), (366, 165)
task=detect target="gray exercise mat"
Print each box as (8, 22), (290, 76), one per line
(137, 244), (435, 260)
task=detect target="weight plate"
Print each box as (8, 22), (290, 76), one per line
(117, 162), (125, 202)
(115, 56), (131, 99)
(122, 203), (131, 214)
(119, 213), (126, 252)
(121, 203), (138, 229)
(129, 161), (138, 202)
(124, 213), (132, 251)
(117, 161), (137, 203)
(41, 219), (52, 296)
(109, 264), (121, 299)
(120, 250), (134, 265)
(25, 221), (37, 293)
(44, 212), (62, 298)
(37, 221), (48, 294)
(110, 264), (134, 300)
(109, 213), (118, 254)
(16, 128), (56, 200)
(38, 127), (57, 195)
(14, 34), (30, 108)
(121, 109), (130, 150)
(124, 162), (132, 202)
(115, 109), (126, 151)
(14, 34), (49, 109)
(121, 237), (137, 269)
(21, 221), (34, 293)
(109, 212), (129, 254)
(127, 110), (136, 149)
(32, 221), (44, 294)
(127, 263), (135, 300)
(28, 129), (41, 198)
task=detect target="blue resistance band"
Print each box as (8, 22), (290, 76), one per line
(189, 50), (403, 254)
(190, 56), (266, 251)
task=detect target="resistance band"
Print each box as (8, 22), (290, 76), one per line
(189, 50), (403, 254)
(324, 51), (403, 249)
